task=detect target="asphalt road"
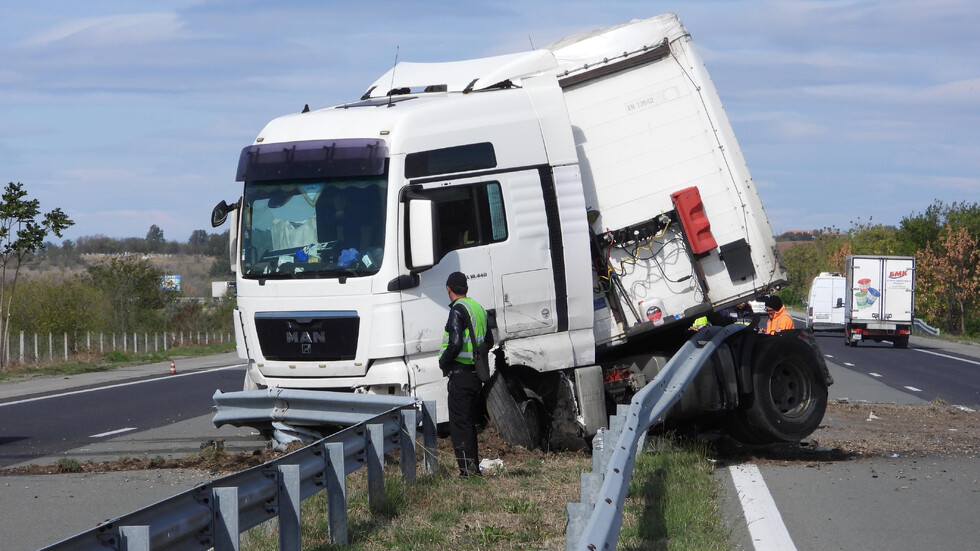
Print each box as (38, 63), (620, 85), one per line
(719, 315), (980, 551)
(0, 365), (245, 468)
(811, 330), (980, 407)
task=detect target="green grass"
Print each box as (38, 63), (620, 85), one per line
(619, 436), (730, 550)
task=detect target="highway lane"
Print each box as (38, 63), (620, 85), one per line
(809, 330), (980, 407)
(0, 366), (245, 468)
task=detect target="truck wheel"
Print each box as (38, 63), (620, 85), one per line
(485, 372), (541, 449)
(738, 336), (828, 444)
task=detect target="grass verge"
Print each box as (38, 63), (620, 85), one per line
(240, 434), (727, 550)
(0, 342), (236, 383)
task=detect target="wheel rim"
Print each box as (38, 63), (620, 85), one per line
(768, 361), (813, 418)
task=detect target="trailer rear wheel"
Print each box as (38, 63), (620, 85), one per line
(735, 336), (828, 444)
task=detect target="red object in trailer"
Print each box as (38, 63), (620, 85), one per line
(670, 186), (717, 254)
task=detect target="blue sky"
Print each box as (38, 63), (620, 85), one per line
(2, 0), (977, 242)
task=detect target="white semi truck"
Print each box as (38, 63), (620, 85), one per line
(211, 13), (830, 447)
(844, 255), (915, 348)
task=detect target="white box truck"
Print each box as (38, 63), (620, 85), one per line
(211, 13), (830, 447)
(806, 272), (846, 331)
(844, 255), (915, 348)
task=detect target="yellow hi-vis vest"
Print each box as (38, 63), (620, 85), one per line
(440, 297), (487, 365)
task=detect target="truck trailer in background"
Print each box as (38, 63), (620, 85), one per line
(844, 255), (915, 348)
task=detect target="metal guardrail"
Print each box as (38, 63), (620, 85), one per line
(565, 324), (747, 550)
(41, 390), (438, 551)
(914, 318), (941, 336)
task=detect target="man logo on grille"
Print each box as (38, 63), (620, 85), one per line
(286, 331), (326, 344)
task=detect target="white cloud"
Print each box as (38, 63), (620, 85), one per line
(17, 12), (184, 48)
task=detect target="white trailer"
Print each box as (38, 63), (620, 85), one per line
(806, 272), (846, 331)
(844, 255), (915, 348)
(211, 13), (830, 447)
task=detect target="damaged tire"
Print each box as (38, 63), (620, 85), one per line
(485, 371), (543, 449)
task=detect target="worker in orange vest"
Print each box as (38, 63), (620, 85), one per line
(763, 296), (795, 335)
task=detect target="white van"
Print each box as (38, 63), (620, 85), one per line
(806, 273), (846, 331)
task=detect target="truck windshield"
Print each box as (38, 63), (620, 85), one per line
(241, 177), (387, 279)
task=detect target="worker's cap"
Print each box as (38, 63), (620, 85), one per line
(764, 296), (783, 310)
(446, 271), (468, 288)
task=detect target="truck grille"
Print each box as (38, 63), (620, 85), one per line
(254, 311), (359, 361)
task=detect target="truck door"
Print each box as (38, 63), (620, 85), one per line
(399, 176), (508, 358)
(882, 257), (915, 323)
(849, 257), (883, 322)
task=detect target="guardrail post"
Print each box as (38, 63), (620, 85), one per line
(422, 400), (438, 474)
(278, 464), (302, 551)
(325, 442), (348, 544)
(400, 408), (418, 482)
(213, 487), (240, 551)
(367, 423), (386, 510)
(119, 525), (150, 551)
(566, 503), (592, 551)
(211, 486), (241, 551)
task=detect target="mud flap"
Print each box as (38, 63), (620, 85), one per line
(485, 372), (535, 449)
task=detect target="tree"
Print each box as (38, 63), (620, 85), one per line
(187, 229), (210, 255)
(0, 182), (73, 369)
(83, 257), (175, 333)
(146, 224), (165, 252)
(916, 225), (980, 334)
(898, 200), (980, 255)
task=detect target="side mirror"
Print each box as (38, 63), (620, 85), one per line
(408, 199), (436, 269)
(211, 199), (240, 228)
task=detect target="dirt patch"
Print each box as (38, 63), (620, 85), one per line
(0, 445), (285, 476)
(3, 400), (976, 476)
(712, 400), (980, 464)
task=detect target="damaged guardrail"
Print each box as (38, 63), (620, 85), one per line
(41, 390), (438, 551)
(565, 324), (746, 550)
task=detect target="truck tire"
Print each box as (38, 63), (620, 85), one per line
(736, 335), (828, 444)
(485, 372), (541, 449)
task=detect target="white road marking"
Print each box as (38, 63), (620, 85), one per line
(824, 354), (834, 358)
(0, 365), (244, 408)
(843, 362), (855, 367)
(913, 349), (980, 366)
(90, 427), (137, 438)
(904, 386), (922, 392)
(954, 405), (976, 413)
(730, 464), (797, 551)
(869, 372), (882, 377)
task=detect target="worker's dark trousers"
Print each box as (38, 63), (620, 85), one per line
(447, 367), (482, 476)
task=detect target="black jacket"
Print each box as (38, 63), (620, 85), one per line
(439, 301), (494, 371)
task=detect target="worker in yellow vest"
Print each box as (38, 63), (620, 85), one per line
(439, 271), (493, 477)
